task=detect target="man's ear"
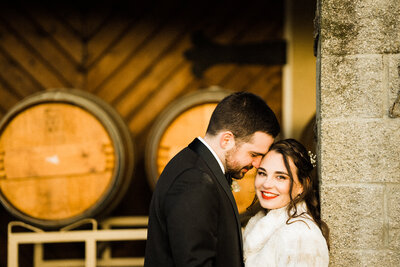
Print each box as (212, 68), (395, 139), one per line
(219, 131), (235, 150)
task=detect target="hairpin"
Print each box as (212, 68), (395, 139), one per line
(308, 151), (317, 167)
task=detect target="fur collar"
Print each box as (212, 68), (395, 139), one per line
(243, 202), (310, 261)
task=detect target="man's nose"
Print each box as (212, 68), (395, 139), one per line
(252, 157), (262, 168)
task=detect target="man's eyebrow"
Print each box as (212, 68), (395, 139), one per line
(258, 167), (266, 172)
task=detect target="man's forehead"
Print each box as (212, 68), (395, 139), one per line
(248, 132), (274, 145)
(242, 133), (274, 153)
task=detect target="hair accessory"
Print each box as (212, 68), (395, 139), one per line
(308, 151), (317, 167)
(231, 180), (241, 192)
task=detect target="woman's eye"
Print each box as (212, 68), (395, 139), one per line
(257, 171), (266, 176)
(277, 175), (287, 180)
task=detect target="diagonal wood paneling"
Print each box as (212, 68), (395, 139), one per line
(87, 16), (158, 92)
(0, 18), (66, 89)
(93, 6), (200, 103)
(86, 14), (137, 68)
(24, 8), (84, 66)
(0, 82), (20, 113)
(115, 31), (191, 117)
(95, 21), (186, 101)
(0, 7), (83, 88)
(0, 47), (41, 97)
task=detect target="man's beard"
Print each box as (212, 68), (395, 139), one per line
(225, 149), (252, 179)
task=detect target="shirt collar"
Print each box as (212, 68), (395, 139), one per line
(197, 136), (225, 174)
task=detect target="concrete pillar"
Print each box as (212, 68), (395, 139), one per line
(317, 0), (400, 265)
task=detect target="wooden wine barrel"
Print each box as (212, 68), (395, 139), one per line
(145, 87), (257, 214)
(0, 89), (134, 228)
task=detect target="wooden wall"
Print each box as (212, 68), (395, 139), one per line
(0, 0), (284, 265)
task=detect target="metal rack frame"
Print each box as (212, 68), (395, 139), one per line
(8, 217), (148, 267)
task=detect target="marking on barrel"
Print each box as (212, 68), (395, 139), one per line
(45, 155), (60, 165)
(0, 151), (6, 179)
(103, 143), (115, 171)
(0, 152), (4, 177)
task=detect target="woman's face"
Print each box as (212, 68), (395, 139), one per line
(255, 150), (303, 210)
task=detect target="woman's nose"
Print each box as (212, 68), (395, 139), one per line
(262, 176), (273, 187)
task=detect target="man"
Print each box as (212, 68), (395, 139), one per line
(144, 92), (280, 267)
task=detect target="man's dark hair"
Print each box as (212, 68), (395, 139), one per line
(206, 92), (280, 140)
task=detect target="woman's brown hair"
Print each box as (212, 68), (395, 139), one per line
(268, 139), (330, 248)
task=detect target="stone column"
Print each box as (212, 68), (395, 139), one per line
(317, 0), (400, 265)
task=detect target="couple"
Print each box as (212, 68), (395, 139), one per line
(144, 92), (329, 267)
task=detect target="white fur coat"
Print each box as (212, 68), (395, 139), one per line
(243, 202), (329, 267)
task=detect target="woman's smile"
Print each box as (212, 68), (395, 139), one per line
(261, 191), (278, 200)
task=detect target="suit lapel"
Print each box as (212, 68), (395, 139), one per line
(188, 138), (243, 251)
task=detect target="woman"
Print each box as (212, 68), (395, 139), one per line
(243, 139), (329, 266)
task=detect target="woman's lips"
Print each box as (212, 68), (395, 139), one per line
(261, 191), (278, 200)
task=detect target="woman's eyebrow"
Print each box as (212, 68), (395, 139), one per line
(257, 168), (289, 177)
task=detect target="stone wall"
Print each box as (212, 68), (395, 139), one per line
(317, 0), (400, 265)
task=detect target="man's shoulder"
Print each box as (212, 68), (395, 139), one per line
(155, 146), (212, 187)
(163, 146), (201, 170)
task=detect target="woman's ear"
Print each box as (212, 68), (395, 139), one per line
(297, 176), (311, 196)
(219, 131), (235, 150)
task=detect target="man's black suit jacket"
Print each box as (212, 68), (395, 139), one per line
(144, 138), (244, 267)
